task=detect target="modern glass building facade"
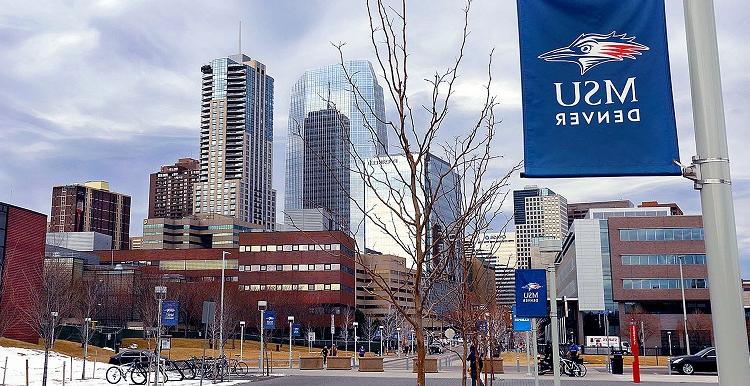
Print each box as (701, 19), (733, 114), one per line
(194, 54), (276, 229)
(285, 61), (387, 247)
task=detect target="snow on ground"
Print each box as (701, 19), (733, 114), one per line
(0, 346), (251, 385)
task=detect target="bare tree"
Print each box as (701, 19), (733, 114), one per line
(362, 315), (377, 353)
(338, 307), (355, 352)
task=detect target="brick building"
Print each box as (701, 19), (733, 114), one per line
(0, 202), (47, 343)
(148, 158), (199, 219)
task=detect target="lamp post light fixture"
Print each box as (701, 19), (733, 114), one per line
(379, 326), (384, 357)
(396, 328), (401, 358)
(353, 322), (359, 366)
(258, 300), (267, 371)
(82, 317), (92, 380)
(288, 316), (295, 368)
(219, 251), (230, 359)
(239, 321), (246, 360)
(154, 285), (167, 386)
(677, 255), (691, 355)
(50, 311), (59, 348)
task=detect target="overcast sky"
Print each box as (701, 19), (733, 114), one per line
(0, 0), (748, 275)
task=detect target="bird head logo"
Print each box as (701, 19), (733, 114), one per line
(538, 32), (649, 75)
(522, 282), (542, 291)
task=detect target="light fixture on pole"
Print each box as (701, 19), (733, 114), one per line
(82, 317), (91, 380)
(239, 321), (246, 360)
(288, 316), (295, 369)
(379, 326), (384, 357)
(154, 285), (167, 386)
(353, 321), (359, 366)
(219, 251), (230, 359)
(50, 311), (59, 348)
(258, 300), (267, 371)
(396, 327), (401, 358)
(677, 255), (691, 355)
(667, 331), (673, 357)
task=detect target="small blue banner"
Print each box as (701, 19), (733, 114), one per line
(515, 269), (548, 318)
(476, 321), (488, 333)
(512, 305), (532, 332)
(292, 323), (301, 337)
(161, 300), (179, 327)
(264, 311), (276, 330)
(517, 0), (680, 177)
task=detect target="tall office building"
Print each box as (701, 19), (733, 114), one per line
(285, 61), (387, 248)
(148, 158), (199, 219)
(302, 107), (350, 231)
(194, 54), (276, 229)
(49, 181), (130, 250)
(464, 232), (517, 305)
(513, 186), (567, 269)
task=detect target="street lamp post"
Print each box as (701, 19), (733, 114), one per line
(667, 332), (673, 356)
(50, 311), (59, 348)
(288, 316), (295, 369)
(379, 326), (384, 357)
(219, 251), (230, 359)
(82, 317), (91, 380)
(353, 321), (359, 366)
(258, 301), (267, 371)
(396, 328), (401, 358)
(154, 286), (167, 386)
(239, 321), (246, 360)
(677, 255), (691, 355)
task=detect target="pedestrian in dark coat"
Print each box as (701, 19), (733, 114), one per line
(467, 345), (484, 386)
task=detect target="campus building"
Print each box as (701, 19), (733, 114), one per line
(140, 214), (260, 249)
(464, 232), (517, 305)
(193, 54), (276, 229)
(148, 158), (199, 219)
(356, 253), (415, 321)
(285, 61), (387, 247)
(555, 204), (712, 354)
(0, 202), (47, 344)
(46, 231), (112, 252)
(49, 181), (131, 250)
(513, 186), (567, 269)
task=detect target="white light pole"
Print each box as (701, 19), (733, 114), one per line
(677, 255), (691, 355)
(219, 251), (229, 359)
(288, 316), (295, 368)
(353, 321), (359, 366)
(379, 326), (384, 357)
(667, 331), (673, 357)
(82, 317), (91, 380)
(258, 300), (267, 371)
(683, 1), (750, 383)
(548, 265), (561, 386)
(154, 285), (167, 386)
(396, 328), (401, 358)
(239, 321), (246, 360)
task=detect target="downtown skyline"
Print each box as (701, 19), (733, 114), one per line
(0, 0), (748, 275)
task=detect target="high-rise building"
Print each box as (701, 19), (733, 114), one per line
(513, 186), (567, 269)
(464, 232), (517, 305)
(285, 61), (387, 248)
(193, 54), (276, 229)
(302, 107), (350, 231)
(49, 181), (131, 250)
(364, 153), (461, 271)
(148, 158), (199, 219)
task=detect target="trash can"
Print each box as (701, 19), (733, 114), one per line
(611, 350), (624, 374)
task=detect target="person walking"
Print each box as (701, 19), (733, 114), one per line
(331, 344), (338, 357)
(358, 346), (366, 357)
(322, 346), (329, 366)
(467, 345), (484, 386)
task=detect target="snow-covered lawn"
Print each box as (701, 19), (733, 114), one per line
(0, 346), (255, 385)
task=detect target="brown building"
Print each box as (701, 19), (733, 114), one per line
(567, 200), (633, 227)
(141, 214), (260, 249)
(638, 201), (684, 215)
(148, 158), (199, 219)
(49, 181), (131, 250)
(356, 253), (415, 321)
(0, 202), (47, 343)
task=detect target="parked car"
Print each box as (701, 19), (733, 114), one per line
(670, 347), (717, 375)
(428, 344), (444, 354)
(108, 350), (152, 365)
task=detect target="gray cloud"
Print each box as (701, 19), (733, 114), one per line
(0, 0), (747, 275)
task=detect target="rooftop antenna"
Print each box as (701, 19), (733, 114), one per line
(238, 20), (242, 55)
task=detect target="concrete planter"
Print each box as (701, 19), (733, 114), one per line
(326, 356), (352, 370)
(299, 356), (324, 370)
(486, 358), (504, 374)
(358, 357), (384, 372)
(412, 357), (438, 373)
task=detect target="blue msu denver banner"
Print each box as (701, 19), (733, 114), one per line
(517, 0), (680, 177)
(162, 300), (179, 327)
(515, 269), (548, 318)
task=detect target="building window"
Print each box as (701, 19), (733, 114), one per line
(619, 228), (704, 242)
(623, 278), (708, 290)
(621, 254), (706, 265)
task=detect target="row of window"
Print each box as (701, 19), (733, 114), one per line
(240, 283), (342, 291)
(239, 263), (350, 273)
(619, 228), (704, 242)
(623, 278), (708, 290)
(160, 259), (239, 271)
(240, 243), (341, 252)
(621, 254), (706, 266)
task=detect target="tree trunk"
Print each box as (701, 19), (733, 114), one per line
(415, 325), (426, 386)
(42, 343), (50, 386)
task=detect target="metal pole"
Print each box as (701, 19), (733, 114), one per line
(604, 312), (610, 372)
(82, 319), (88, 380)
(548, 266), (561, 386)
(219, 251), (228, 359)
(532, 319), (539, 386)
(260, 309), (265, 371)
(289, 320), (293, 369)
(155, 297), (162, 386)
(525, 331), (531, 375)
(677, 256), (691, 355)
(240, 322), (245, 360)
(683, 1), (750, 384)
(379, 327), (384, 357)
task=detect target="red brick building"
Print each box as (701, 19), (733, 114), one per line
(0, 202), (47, 343)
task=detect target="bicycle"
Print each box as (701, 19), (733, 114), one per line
(560, 358), (586, 377)
(130, 358), (168, 385)
(228, 357), (249, 376)
(105, 362), (137, 384)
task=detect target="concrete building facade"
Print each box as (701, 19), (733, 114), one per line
(141, 214), (259, 249)
(513, 186), (567, 269)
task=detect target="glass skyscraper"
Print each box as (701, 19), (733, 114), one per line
(285, 60), (387, 247)
(194, 54), (276, 229)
